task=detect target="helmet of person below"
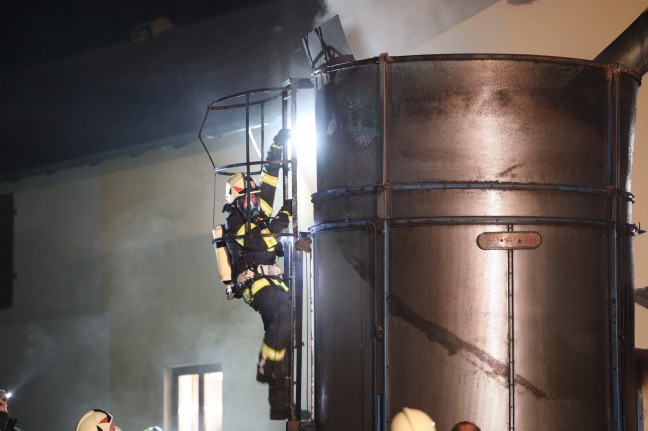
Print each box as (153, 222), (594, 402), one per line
(143, 427), (163, 431)
(76, 409), (116, 431)
(225, 172), (260, 204)
(390, 407), (437, 431)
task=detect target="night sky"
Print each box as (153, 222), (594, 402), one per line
(1, 0), (273, 73)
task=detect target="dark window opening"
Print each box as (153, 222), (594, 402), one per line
(0, 194), (14, 309)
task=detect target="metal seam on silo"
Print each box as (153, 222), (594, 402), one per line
(313, 182), (634, 198)
(507, 224), (516, 431)
(611, 224), (621, 431)
(310, 217), (621, 232)
(309, 240), (316, 423)
(379, 52), (390, 431)
(610, 66), (622, 431)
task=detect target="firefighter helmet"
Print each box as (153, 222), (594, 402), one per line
(390, 407), (436, 431)
(76, 409), (116, 431)
(225, 172), (260, 204)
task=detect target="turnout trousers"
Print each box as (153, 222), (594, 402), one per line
(249, 276), (292, 419)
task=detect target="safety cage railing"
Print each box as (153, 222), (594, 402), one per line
(198, 78), (315, 429)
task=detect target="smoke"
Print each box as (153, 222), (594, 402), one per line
(11, 324), (55, 392)
(315, 0), (499, 58)
(3, 317), (111, 430)
(100, 159), (269, 430)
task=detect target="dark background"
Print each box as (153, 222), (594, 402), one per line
(1, 0), (273, 73)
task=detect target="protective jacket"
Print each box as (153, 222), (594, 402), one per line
(223, 132), (291, 303)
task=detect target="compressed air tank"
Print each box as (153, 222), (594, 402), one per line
(310, 54), (639, 431)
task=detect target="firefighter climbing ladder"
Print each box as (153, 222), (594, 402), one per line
(198, 78), (315, 430)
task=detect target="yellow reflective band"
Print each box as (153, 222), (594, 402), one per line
(235, 224), (247, 246)
(234, 224), (277, 250)
(260, 171), (278, 187)
(261, 342), (286, 362)
(249, 277), (288, 297)
(261, 228), (277, 249)
(250, 277), (271, 295)
(260, 198), (273, 216)
(278, 279), (289, 292)
(235, 223), (259, 246)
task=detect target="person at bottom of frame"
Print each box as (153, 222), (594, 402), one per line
(0, 390), (20, 431)
(76, 409), (122, 431)
(391, 407), (437, 431)
(450, 421), (481, 431)
(213, 129), (293, 420)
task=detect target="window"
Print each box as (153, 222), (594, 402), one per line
(171, 364), (223, 431)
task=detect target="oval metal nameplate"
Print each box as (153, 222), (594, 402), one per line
(477, 231), (542, 250)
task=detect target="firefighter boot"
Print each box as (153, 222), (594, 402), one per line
(268, 375), (291, 420)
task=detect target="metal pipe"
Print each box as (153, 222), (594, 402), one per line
(595, 7), (648, 76)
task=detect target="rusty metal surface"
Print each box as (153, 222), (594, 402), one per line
(388, 224), (510, 429)
(311, 54), (639, 431)
(595, 9), (648, 76)
(315, 61), (381, 192)
(313, 228), (377, 430)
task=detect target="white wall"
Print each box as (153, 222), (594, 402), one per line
(0, 138), (289, 431)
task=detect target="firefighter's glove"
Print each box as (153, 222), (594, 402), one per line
(267, 129), (291, 159)
(280, 199), (293, 216)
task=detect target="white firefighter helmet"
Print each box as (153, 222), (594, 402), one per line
(390, 407), (437, 431)
(76, 409), (116, 431)
(143, 427), (163, 431)
(224, 172), (260, 204)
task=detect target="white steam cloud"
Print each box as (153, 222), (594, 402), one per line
(316, 0), (499, 58)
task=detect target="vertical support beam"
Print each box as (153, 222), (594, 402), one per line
(507, 224), (516, 431)
(379, 53), (391, 431)
(309, 243), (316, 422)
(260, 102), (265, 158)
(291, 82), (304, 417)
(608, 65), (623, 431)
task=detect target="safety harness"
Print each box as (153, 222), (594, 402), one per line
(236, 265), (289, 304)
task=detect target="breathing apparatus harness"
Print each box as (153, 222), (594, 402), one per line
(214, 202), (286, 302)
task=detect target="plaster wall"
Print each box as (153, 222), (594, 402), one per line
(0, 137), (291, 431)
